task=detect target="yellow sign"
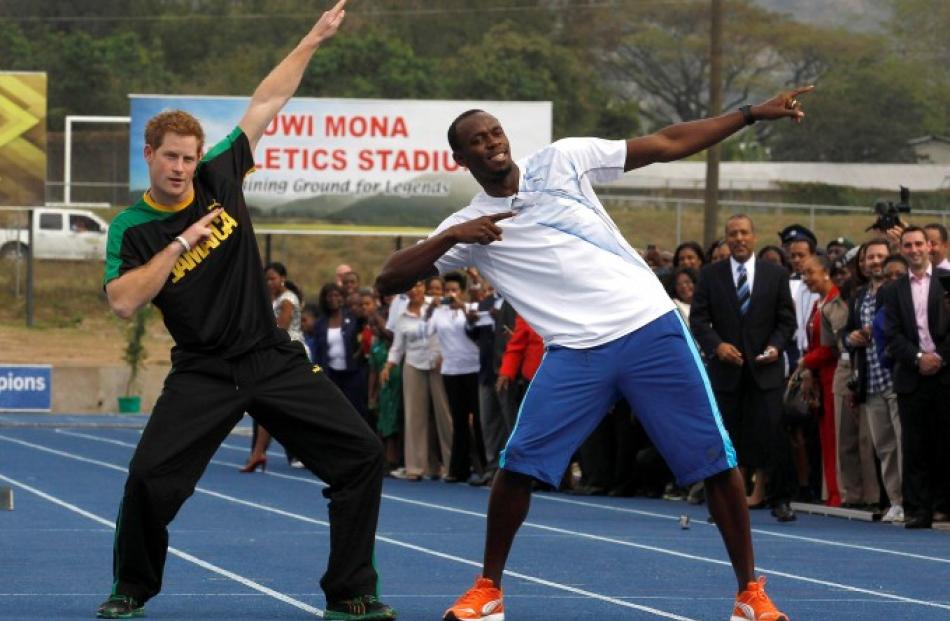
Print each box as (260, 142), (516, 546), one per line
(0, 72), (47, 206)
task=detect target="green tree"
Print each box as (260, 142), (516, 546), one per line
(299, 28), (443, 99)
(889, 0), (950, 136)
(32, 30), (175, 128)
(770, 57), (927, 162)
(357, 0), (561, 58)
(443, 23), (605, 138)
(598, 0), (785, 128)
(592, 99), (642, 141)
(0, 22), (36, 70)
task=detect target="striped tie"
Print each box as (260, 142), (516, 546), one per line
(736, 264), (750, 315)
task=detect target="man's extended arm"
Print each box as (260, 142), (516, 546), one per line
(624, 86), (814, 171)
(375, 212), (514, 296)
(238, 0), (347, 151)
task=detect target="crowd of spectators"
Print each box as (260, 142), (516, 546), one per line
(254, 217), (949, 530)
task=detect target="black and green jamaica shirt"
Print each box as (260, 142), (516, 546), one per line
(104, 126), (286, 359)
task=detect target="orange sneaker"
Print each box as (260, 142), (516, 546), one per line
(443, 576), (504, 621)
(732, 576), (789, 621)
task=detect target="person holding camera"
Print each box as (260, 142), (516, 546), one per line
(881, 226), (950, 529)
(845, 239), (905, 522)
(426, 271), (488, 484)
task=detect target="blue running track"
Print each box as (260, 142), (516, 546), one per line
(1, 414), (948, 620)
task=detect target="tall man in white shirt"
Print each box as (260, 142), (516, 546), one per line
(376, 86), (814, 621)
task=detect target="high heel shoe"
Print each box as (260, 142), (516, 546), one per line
(239, 456), (267, 473)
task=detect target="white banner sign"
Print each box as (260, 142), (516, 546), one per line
(130, 96), (552, 225)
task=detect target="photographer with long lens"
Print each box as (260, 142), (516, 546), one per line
(867, 186), (912, 253)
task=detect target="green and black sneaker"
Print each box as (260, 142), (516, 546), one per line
(324, 594), (397, 620)
(96, 595), (144, 619)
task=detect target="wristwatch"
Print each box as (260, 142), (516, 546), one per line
(915, 352), (923, 366)
(738, 104), (756, 126)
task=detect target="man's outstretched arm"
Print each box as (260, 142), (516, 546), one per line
(624, 85), (814, 171)
(375, 212), (514, 296)
(238, 0), (347, 151)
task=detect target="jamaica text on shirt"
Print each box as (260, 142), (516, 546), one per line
(170, 209), (239, 284)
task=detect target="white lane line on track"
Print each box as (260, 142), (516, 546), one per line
(41, 430), (950, 612)
(0, 471), (324, 618)
(528, 491), (950, 565)
(217, 434), (950, 566)
(7, 432), (696, 621)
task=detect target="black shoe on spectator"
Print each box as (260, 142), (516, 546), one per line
(568, 485), (608, 496)
(905, 514), (933, 529)
(608, 483), (638, 498)
(771, 502), (796, 522)
(661, 483), (686, 501)
(467, 471), (493, 486)
(794, 486), (815, 503)
(686, 482), (705, 505)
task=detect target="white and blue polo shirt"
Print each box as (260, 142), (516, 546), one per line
(432, 138), (674, 349)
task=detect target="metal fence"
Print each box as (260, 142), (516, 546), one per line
(599, 193), (948, 247)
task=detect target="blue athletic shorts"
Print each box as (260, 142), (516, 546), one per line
(499, 310), (737, 488)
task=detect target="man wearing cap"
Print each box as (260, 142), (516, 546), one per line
(826, 237), (854, 263)
(781, 225), (820, 369)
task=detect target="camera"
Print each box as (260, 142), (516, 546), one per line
(866, 186), (911, 232)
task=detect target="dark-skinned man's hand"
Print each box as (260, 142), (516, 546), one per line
(751, 85), (815, 124)
(448, 211), (515, 245)
(715, 342), (744, 366)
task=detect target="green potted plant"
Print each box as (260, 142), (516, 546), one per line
(118, 306), (150, 414)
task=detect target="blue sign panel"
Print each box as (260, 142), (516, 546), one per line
(0, 365), (52, 411)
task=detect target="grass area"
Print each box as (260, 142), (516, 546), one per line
(256, 222), (432, 235)
(0, 202), (937, 364)
(0, 259), (175, 365)
(602, 200), (894, 249)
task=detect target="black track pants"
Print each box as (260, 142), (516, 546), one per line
(110, 341), (385, 604)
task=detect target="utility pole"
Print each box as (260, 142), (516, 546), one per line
(703, 0), (724, 247)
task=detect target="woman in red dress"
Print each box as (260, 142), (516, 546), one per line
(798, 254), (843, 507)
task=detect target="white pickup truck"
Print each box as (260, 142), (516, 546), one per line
(0, 207), (109, 260)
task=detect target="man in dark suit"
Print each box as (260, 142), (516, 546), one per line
(881, 226), (950, 529)
(691, 214), (798, 521)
